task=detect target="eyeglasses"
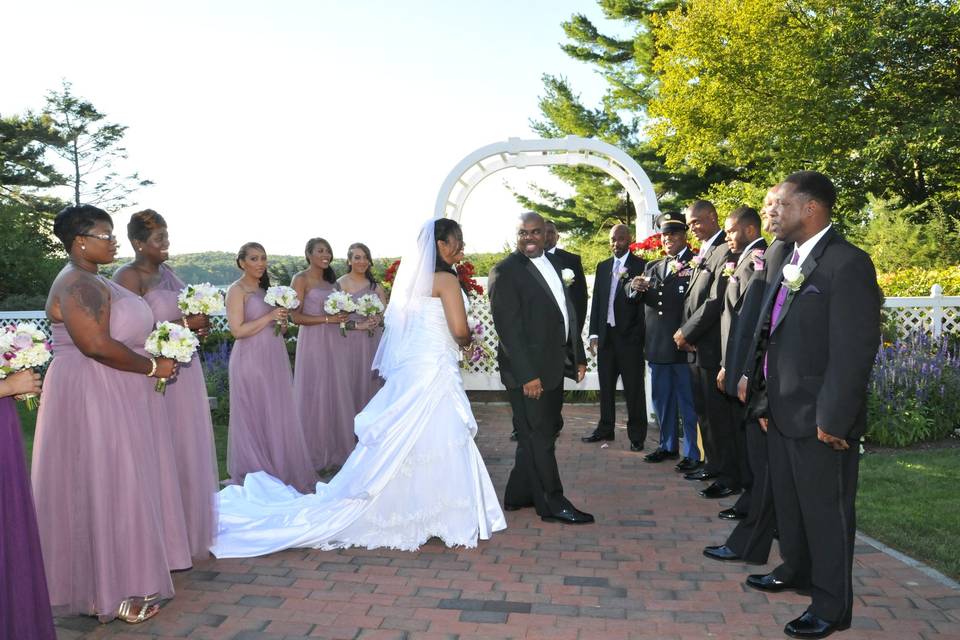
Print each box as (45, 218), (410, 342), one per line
(79, 232), (118, 242)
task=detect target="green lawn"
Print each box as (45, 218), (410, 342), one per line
(15, 403), (960, 579)
(857, 447), (960, 580)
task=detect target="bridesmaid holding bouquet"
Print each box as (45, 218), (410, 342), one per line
(113, 209), (219, 560)
(337, 243), (386, 414)
(0, 370), (55, 638)
(32, 205), (185, 623)
(291, 238), (355, 472)
(225, 242), (317, 493)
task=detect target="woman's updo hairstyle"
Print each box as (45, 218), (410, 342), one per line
(433, 218), (462, 274)
(127, 209), (167, 244)
(236, 242), (270, 290)
(53, 204), (112, 252)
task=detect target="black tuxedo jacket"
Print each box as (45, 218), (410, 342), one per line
(680, 232), (734, 368)
(717, 238), (768, 392)
(641, 247), (695, 364)
(748, 228), (881, 439)
(488, 251), (587, 390)
(589, 252), (646, 350)
(551, 247), (588, 336)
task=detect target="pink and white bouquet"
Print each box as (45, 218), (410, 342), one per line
(0, 323), (52, 410)
(721, 261), (736, 278)
(177, 282), (225, 316)
(145, 321), (200, 394)
(461, 316), (495, 371)
(355, 293), (384, 336)
(324, 291), (358, 337)
(264, 285), (300, 335)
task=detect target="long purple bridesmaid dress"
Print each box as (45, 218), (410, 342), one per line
(340, 282), (384, 418)
(0, 397), (56, 639)
(294, 283), (358, 470)
(32, 278), (189, 619)
(143, 264), (219, 559)
(227, 289), (317, 493)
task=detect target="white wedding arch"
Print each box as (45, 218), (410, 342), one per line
(433, 135), (660, 237)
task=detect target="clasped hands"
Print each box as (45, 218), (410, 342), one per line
(629, 276), (651, 293)
(673, 329), (695, 352)
(522, 364), (586, 400)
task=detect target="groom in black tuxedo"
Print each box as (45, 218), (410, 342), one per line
(489, 212), (591, 525)
(742, 172), (881, 639)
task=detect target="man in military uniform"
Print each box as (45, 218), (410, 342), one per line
(629, 212), (700, 470)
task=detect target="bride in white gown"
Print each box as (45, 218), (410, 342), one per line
(211, 219), (506, 557)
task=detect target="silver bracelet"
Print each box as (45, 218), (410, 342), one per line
(146, 356), (158, 378)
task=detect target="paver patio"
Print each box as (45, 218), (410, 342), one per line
(54, 403), (960, 640)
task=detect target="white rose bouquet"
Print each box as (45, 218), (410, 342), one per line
(145, 321), (200, 394)
(0, 323), (52, 410)
(264, 285), (300, 335)
(177, 283), (225, 316)
(324, 291), (358, 337)
(355, 293), (385, 336)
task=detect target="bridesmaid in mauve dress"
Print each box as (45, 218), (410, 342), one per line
(225, 242), (317, 493)
(32, 205), (186, 623)
(113, 209), (219, 560)
(291, 238), (356, 471)
(0, 370), (56, 639)
(337, 242), (385, 418)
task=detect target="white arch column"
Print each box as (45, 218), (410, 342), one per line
(433, 135), (660, 237)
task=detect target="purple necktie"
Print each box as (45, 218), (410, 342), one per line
(764, 249), (799, 378)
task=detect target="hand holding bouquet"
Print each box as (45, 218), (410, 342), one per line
(324, 291), (358, 337)
(0, 323), (52, 410)
(460, 316), (495, 371)
(355, 293), (385, 336)
(145, 321), (200, 393)
(264, 285), (300, 335)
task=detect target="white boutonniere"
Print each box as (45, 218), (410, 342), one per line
(617, 265), (629, 281)
(561, 268), (575, 287)
(781, 264), (805, 292)
(721, 261), (736, 278)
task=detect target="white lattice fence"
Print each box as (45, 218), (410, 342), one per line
(883, 285), (960, 339)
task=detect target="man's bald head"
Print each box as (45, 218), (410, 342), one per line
(516, 211), (546, 257)
(609, 223), (633, 258)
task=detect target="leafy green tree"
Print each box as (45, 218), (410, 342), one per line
(44, 81), (152, 210)
(852, 194), (960, 272)
(519, 2), (739, 239)
(647, 0), (960, 224)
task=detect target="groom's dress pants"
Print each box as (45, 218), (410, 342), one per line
(504, 385), (565, 516)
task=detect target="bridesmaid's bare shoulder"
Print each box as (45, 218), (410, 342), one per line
(47, 266), (109, 324)
(111, 262), (144, 295)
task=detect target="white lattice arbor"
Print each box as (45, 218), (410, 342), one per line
(433, 136), (661, 238)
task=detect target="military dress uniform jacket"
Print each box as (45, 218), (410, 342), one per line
(641, 247), (695, 364)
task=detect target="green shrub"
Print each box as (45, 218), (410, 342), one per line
(877, 266), (960, 297)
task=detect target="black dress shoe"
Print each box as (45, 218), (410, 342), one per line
(581, 432), (614, 443)
(503, 502), (533, 512)
(541, 506), (595, 525)
(718, 507), (747, 520)
(684, 469), (716, 481)
(702, 545), (741, 561)
(674, 458), (702, 472)
(746, 572), (810, 593)
(700, 482), (741, 499)
(629, 442), (644, 452)
(784, 611), (851, 639)
(643, 448), (679, 463)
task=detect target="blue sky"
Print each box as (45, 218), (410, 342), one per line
(5, 1), (628, 258)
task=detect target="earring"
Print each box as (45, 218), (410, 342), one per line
(81, 245), (86, 251)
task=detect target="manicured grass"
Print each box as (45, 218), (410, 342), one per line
(858, 447), (960, 580)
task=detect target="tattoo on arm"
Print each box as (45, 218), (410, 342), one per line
(66, 278), (108, 322)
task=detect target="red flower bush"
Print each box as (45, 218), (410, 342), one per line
(382, 258), (484, 296)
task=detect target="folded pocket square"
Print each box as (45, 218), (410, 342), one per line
(800, 285), (822, 295)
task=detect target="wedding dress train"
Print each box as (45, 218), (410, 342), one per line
(212, 297), (506, 557)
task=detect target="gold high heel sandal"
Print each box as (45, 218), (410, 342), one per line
(115, 593), (160, 624)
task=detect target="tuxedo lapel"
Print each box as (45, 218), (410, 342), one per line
(523, 254), (564, 321)
(770, 229), (835, 335)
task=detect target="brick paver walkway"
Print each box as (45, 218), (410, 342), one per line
(55, 403), (960, 639)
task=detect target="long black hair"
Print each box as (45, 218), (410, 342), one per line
(305, 237), (336, 284)
(434, 218), (462, 276)
(346, 242), (377, 288)
(236, 242), (270, 290)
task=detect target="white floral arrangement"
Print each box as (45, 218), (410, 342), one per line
(782, 264), (805, 292)
(264, 285), (300, 335)
(324, 291), (358, 337)
(0, 323), (52, 410)
(145, 321), (200, 393)
(177, 283), (225, 315)
(561, 268), (575, 287)
(355, 293), (385, 337)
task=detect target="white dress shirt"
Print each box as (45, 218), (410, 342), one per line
(737, 237), (765, 266)
(530, 253), (569, 337)
(700, 229), (724, 257)
(793, 224), (832, 268)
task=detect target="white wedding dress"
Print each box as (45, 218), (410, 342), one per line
(211, 295), (506, 558)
